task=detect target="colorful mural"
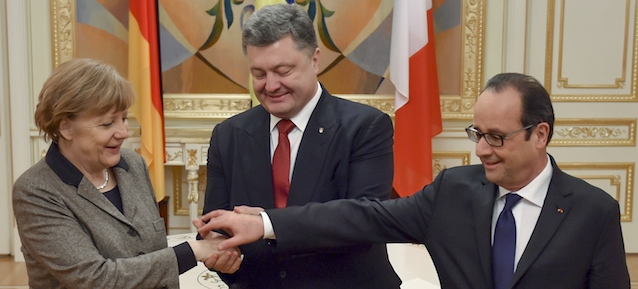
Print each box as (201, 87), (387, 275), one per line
(74, 0), (463, 95)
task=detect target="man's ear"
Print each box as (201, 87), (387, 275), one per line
(535, 122), (550, 147)
(58, 117), (73, 141)
(311, 47), (320, 73)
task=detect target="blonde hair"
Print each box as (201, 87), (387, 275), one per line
(34, 58), (135, 142)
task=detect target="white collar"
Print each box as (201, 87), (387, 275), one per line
(497, 154), (553, 207)
(269, 82), (322, 133)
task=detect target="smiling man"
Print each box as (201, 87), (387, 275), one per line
(199, 72), (631, 289)
(200, 3), (400, 289)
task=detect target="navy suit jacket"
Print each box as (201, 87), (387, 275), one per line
(268, 156), (630, 289)
(203, 88), (401, 289)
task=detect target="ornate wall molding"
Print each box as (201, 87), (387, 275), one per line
(432, 151), (471, 177)
(556, 1), (630, 89)
(558, 162), (634, 222)
(163, 94), (251, 119)
(171, 167), (189, 216)
(50, 0), (74, 68)
(450, 0), (486, 119)
(163, 94), (399, 120)
(545, 0), (638, 101)
(551, 119), (636, 146)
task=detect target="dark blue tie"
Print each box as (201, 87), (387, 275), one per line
(493, 193), (523, 289)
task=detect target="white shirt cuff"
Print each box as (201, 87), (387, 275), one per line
(260, 211), (276, 239)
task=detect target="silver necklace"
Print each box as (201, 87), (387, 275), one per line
(96, 170), (109, 190)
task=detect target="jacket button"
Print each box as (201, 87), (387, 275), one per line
(128, 228), (138, 236)
(279, 270), (286, 279)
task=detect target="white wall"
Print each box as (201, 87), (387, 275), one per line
(0, 0), (13, 255)
(3, 0), (52, 260)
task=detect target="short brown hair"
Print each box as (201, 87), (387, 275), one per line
(34, 58), (135, 142)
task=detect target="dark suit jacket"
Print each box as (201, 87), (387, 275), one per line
(268, 156), (630, 289)
(13, 143), (181, 289)
(203, 88), (401, 289)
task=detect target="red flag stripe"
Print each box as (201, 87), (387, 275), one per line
(392, 5), (442, 197)
(130, 1), (163, 116)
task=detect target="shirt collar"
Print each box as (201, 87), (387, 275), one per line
(270, 82), (322, 132)
(45, 142), (129, 188)
(497, 154), (552, 207)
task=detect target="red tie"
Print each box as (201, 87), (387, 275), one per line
(272, 119), (295, 208)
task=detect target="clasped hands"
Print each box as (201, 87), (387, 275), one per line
(191, 206), (267, 273)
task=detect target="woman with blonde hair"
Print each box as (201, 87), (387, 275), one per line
(13, 58), (240, 289)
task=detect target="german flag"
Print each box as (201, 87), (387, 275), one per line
(128, 0), (166, 202)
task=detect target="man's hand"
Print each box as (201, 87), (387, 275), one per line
(197, 210), (265, 251)
(187, 234), (241, 273)
(233, 205), (265, 215)
(192, 218), (242, 273)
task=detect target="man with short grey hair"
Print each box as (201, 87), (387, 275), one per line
(200, 4), (401, 289)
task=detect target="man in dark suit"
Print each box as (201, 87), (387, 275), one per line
(199, 73), (631, 289)
(200, 3), (400, 289)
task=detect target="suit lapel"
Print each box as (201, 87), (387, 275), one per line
(241, 108), (277, 208)
(288, 91), (338, 206)
(113, 166), (140, 221)
(474, 176), (498, 289)
(512, 163), (571, 284)
(76, 178), (132, 227)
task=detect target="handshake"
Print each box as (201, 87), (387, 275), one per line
(189, 206), (268, 273)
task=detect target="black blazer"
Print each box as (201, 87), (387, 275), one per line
(203, 88), (401, 289)
(268, 156), (630, 289)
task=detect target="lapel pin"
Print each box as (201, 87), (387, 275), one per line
(557, 208), (564, 213)
(319, 127), (324, 134)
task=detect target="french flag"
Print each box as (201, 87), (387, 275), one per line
(390, 0), (442, 197)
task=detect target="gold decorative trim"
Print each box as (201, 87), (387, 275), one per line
(187, 149), (198, 168)
(558, 162), (633, 222)
(351, 99), (395, 116)
(551, 119), (636, 146)
(198, 168), (207, 197)
(50, 0), (74, 68)
(441, 99), (464, 115)
(166, 150), (183, 162)
(163, 94), (252, 119)
(545, 0), (638, 101)
(442, 0), (486, 119)
(432, 152), (471, 176)
(172, 167), (189, 215)
(344, 95), (394, 116)
(557, 1), (630, 88)
(172, 166), (206, 216)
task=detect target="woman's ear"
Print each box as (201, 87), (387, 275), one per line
(58, 117), (73, 141)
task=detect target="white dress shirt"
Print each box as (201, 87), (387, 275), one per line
(262, 83), (322, 238)
(491, 154), (552, 270)
(269, 83), (322, 180)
